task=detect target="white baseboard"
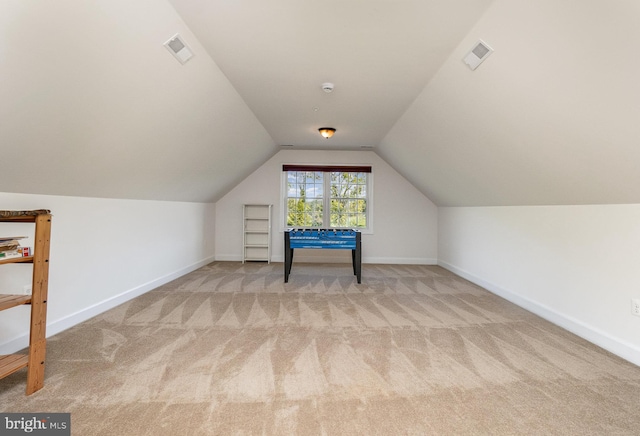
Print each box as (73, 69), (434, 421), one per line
(0, 255), (216, 355)
(438, 260), (640, 367)
(364, 257), (437, 265)
(215, 254), (243, 262)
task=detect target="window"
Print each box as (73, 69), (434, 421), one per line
(283, 165), (371, 230)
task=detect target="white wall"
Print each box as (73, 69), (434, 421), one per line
(215, 149), (437, 264)
(438, 205), (640, 366)
(0, 0), (275, 203)
(379, 0), (640, 207)
(0, 192), (215, 354)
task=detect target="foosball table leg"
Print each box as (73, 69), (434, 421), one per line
(284, 232), (292, 282)
(355, 232), (362, 283)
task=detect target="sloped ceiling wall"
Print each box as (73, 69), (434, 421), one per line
(0, 0), (276, 203)
(3, 1), (639, 207)
(379, 0), (640, 206)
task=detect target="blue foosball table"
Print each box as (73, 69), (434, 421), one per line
(284, 228), (362, 283)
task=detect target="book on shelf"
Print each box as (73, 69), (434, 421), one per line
(0, 250), (23, 259)
(0, 236), (28, 258)
(0, 236), (26, 244)
(0, 242), (20, 251)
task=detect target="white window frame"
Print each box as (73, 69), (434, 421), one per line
(280, 165), (373, 234)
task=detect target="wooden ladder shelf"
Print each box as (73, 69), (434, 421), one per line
(0, 210), (52, 395)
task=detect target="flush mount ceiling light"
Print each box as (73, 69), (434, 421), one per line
(322, 82), (334, 93)
(318, 127), (336, 139)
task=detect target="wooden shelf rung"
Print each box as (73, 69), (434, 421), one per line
(0, 294), (32, 311)
(0, 256), (33, 266)
(0, 354), (29, 378)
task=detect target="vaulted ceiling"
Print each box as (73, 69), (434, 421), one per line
(2, 1), (639, 206)
(167, 0), (493, 148)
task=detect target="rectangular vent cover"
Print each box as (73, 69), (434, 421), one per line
(164, 34), (194, 65)
(463, 40), (493, 70)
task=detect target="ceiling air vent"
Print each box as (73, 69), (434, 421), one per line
(463, 40), (493, 70)
(164, 34), (194, 65)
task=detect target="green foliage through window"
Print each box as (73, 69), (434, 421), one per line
(286, 170), (368, 229)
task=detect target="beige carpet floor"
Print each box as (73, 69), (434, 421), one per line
(1, 262), (640, 435)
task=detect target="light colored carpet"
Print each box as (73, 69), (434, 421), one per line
(1, 262), (640, 435)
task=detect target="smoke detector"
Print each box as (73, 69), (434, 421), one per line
(322, 82), (334, 93)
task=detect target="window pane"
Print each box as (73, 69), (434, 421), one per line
(329, 172), (367, 228)
(286, 171), (324, 227)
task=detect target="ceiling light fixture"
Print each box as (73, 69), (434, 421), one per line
(318, 127), (336, 139)
(322, 83), (334, 93)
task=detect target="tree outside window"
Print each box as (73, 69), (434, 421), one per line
(329, 172), (367, 228)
